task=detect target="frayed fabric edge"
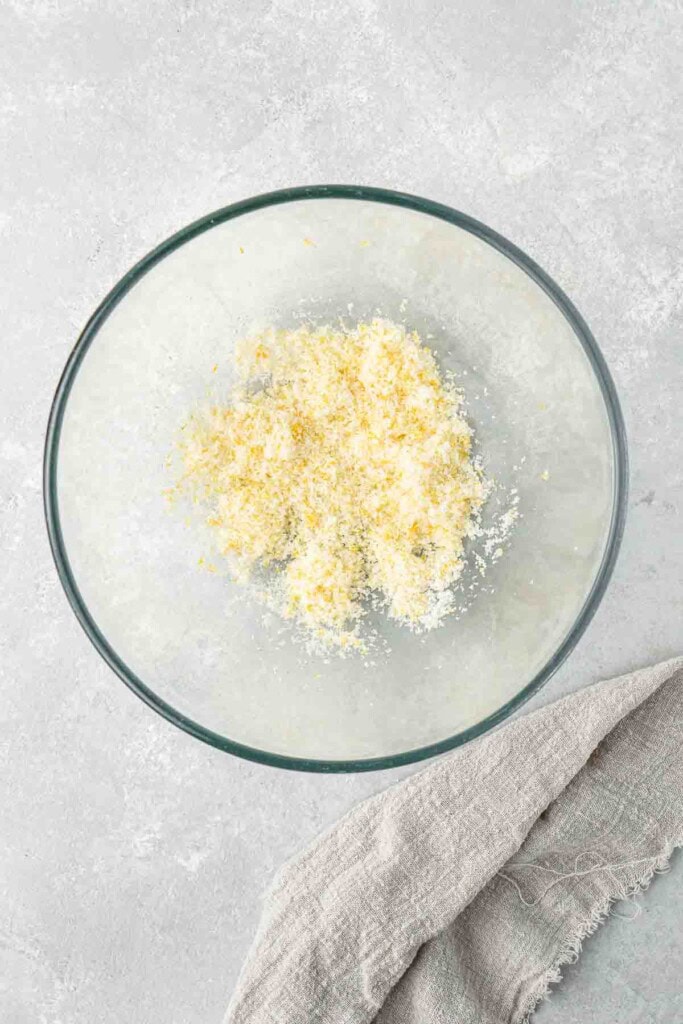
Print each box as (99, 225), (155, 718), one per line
(515, 836), (683, 1024)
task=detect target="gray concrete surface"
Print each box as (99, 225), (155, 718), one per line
(1, 1), (681, 1021)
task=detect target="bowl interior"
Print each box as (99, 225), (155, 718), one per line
(51, 194), (621, 766)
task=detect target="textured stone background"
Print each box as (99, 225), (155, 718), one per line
(1, 1), (681, 1021)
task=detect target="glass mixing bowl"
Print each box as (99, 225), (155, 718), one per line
(44, 186), (627, 771)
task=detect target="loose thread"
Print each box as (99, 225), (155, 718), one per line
(497, 852), (660, 907)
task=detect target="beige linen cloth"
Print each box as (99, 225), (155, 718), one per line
(225, 658), (683, 1024)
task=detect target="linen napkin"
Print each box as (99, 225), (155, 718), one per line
(225, 657), (683, 1024)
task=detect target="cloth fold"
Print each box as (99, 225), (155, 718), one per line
(225, 658), (683, 1024)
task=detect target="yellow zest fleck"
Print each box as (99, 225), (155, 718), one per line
(303, 237), (315, 247)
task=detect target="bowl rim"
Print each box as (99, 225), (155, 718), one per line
(43, 184), (629, 774)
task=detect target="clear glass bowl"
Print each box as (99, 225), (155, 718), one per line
(44, 186), (627, 772)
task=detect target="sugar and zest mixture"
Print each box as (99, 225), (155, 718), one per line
(177, 319), (488, 649)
